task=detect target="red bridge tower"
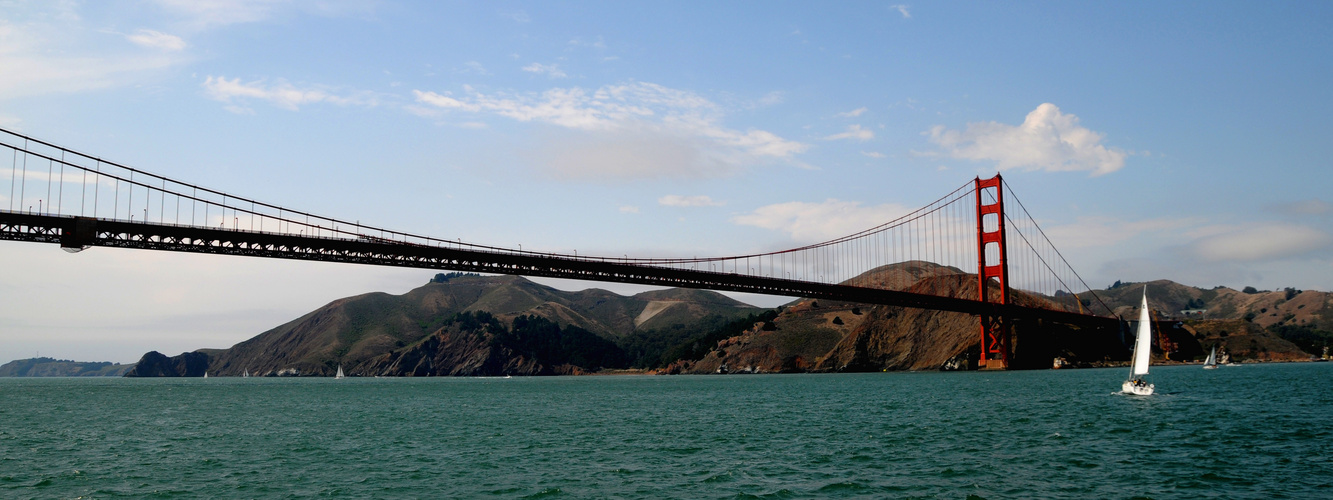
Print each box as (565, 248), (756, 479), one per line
(976, 175), (1010, 369)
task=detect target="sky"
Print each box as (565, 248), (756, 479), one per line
(2, 1), (1331, 364)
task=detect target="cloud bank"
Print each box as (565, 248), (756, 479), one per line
(732, 199), (908, 242)
(126, 29), (187, 51)
(659, 195), (723, 207)
(413, 82), (808, 180)
(1185, 224), (1332, 262)
(203, 76), (379, 112)
(927, 103), (1126, 176)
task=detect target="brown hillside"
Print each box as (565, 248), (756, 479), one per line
(1180, 320), (1310, 362)
(182, 274), (761, 377)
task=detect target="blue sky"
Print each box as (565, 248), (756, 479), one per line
(2, 1), (1331, 363)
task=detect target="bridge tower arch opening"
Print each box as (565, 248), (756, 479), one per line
(975, 174), (1010, 369)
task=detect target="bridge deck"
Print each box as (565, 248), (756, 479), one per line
(1, 210), (1116, 329)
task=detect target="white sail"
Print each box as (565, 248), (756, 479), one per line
(335, 365), (345, 379)
(1130, 287), (1152, 376)
(1204, 346), (1217, 367)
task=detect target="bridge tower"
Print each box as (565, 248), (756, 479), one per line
(975, 174), (1010, 369)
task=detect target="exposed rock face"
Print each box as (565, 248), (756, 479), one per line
(124, 351), (210, 377)
(820, 275), (989, 371)
(362, 324), (542, 376)
(680, 262), (979, 374)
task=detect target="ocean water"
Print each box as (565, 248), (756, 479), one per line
(2, 364), (1331, 499)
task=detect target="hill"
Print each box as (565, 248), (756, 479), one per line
(126, 267), (1328, 377)
(0, 358), (135, 377)
(128, 273), (765, 377)
(664, 263), (1322, 374)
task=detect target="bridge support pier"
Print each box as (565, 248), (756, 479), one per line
(60, 217), (97, 251)
(976, 175), (1010, 369)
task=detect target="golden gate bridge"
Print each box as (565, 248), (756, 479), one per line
(0, 127), (1127, 369)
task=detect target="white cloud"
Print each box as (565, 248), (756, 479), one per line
(732, 199), (908, 242)
(568, 36), (606, 49)
(0, 13), (186, 100)
(618, 205), (639, 214)
(1044, 216), (1201, 250)
(861, 151), (885, 158)
(203, 76), (379, 111)
(151, 0), (283, 28)
(413, 82), (808, 180)
(1186, 224), (1333, 262)
(152, 0), (377, 30)
(836, 107), (867, 118)
(658, 195), (723, 207)
(755, 91), (785, 108)
(927, 103), (1127, 176)
(522, 63), (567, 79)
(412, 90), (481, 112)
(890, 4), (912, 18)
(824, 124), (874, 141)
(125, 29), (186, 51)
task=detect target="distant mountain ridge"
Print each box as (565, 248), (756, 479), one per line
(128, 273), (765, 377)
(124, 268), (1330, 377)
(0, 357), (134, 377)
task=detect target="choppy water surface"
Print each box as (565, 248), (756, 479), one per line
(2, 363), (1331, 498)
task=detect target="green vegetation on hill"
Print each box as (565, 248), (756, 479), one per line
(1267, 324), (1333, 356)
(660, 309), (781, 365)
(616, 314), (754, 368)
(496, 314), (629, 369)
(431, 272), (481, 283)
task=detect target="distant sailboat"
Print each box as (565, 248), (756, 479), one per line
(243, 369), (250, 378)
(1203, 346), (1218, 370)
(335, 365), (345, 379)
(203, 371), (208, 379)
(1122, 286), (1156, 395)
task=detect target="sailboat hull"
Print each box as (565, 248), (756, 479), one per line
(1121, 381), (1155, 395)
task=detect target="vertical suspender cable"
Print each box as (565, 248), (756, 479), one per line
(19, 139), (27, 212)
(46, 157), (53, 213)
(56, 153), (65, 214)
(8, 145), (15, 211)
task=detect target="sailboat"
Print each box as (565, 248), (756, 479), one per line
(243, 369), (250, 378)
(1203, 346), (1218, 370)
(1121, 286), (1156, 395)
(203, 371), (208, 379)
(335, 365), (345, 379)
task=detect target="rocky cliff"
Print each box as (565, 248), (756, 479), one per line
(124, 351), (210, 377)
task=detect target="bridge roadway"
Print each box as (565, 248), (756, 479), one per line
(1, 209), (1116, 330)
